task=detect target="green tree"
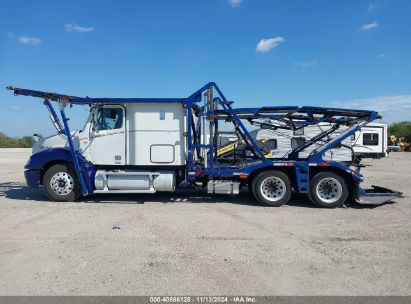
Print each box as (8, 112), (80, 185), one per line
(0, 133), (13, 148)
(388, 121), (411, 143)
(0, 133), (34, 148)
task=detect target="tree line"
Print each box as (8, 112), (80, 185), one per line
(0, 133), (33, 148)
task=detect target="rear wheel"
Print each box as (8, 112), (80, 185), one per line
(308, 171), (348, 208)
(252, 171), (291, 207)
(43, 164), (82, 202)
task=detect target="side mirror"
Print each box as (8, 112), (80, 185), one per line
(92, 112), (99, 133)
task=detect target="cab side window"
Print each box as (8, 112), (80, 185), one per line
(96, 108), (123, 130)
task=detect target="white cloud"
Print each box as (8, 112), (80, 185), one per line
(229, 0), (242, 7)
(256, 37), (284, 52)
(10, 105), (21, 111)
(18, 36), (41, 45)
(6, 32), (41, 45)
(378, 54), (387, 58)
(330, 95), (411, 123)
(361, 21), (379, 31)
(65, 23), (95, 33)
(294, 60), (318, 67)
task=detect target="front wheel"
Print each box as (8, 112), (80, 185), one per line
(42, 164), (82, 202)
(252, 171), (292, 207)
(308, 172), (348, 208)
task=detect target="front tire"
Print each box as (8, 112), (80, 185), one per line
(252, 171), (292, 207)
(43, 164), (82, 202)
(308, 171), (348, 208)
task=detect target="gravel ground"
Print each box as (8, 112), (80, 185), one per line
(0, 148), (410, 295)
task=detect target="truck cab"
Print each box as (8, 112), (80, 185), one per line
(27, 102), (187, 201)
(34, 104), (186, 166)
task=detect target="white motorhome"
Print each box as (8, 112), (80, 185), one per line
(251, 125), (353, 162)
(220, 122), (387, 162)
(217, 124), (353, 162)
(351, 122), (388, 159)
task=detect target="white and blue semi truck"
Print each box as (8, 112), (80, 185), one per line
(7, 83), (402, 208)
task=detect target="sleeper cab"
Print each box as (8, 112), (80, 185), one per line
(126, 103), (186, 166)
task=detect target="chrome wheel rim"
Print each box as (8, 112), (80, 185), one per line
(316, 177), (343, 204)
(50, 172), (74, 196)
(260, 176), (287, 202)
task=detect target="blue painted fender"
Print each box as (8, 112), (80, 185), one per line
(25, 148), (96, 193)
(26, 148), (74, 170)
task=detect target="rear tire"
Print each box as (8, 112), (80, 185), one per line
(308, 171), (348, 208)
(252, 171), (291, 207)
(43, 164), (82, 202)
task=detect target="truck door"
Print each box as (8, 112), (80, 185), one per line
(89, 106), (126, 165)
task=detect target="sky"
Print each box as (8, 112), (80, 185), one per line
(1, 0), (410, 137)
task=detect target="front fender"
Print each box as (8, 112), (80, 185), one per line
(25, 148), (73, 170)
(25, 148), (96, 193)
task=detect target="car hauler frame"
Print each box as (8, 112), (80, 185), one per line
(6, 83), (402, 207)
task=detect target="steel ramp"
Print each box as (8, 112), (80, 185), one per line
(357, 185), (403, 205)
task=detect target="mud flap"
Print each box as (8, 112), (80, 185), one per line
(357, 185), (403, 205)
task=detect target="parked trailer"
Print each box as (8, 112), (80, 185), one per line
(221, 122), (387, 162)
(351, 122), (388, 159)
(6, 83), (402, 207)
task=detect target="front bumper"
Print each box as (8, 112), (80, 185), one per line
(24, 169), (41, 188)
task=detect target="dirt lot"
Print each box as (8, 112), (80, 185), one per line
(0, 148), (410, 295)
